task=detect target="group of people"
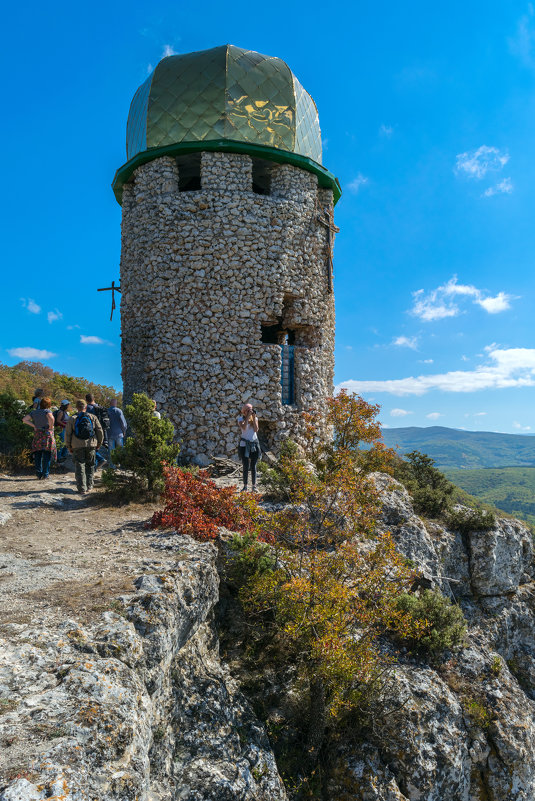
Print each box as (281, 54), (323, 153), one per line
(22, 390), (128, 494)
(22, 389), (262, 495)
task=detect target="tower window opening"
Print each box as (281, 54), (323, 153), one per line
(176, 153), (202, 192)
(252, 158), (272, 195)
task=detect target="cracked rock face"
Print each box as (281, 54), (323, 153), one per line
(2, 477), (535, 801)
(0, 539), (287, 801)
(334, 475), (535, 801)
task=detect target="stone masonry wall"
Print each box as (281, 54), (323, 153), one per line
(120, 151), (335, 459)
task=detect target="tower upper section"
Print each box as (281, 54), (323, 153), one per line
(112, 44), (340, 204)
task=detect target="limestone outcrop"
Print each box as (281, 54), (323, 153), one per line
(0, 539), (286, 801)
(2, 478), (535, 800)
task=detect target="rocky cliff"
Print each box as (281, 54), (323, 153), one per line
(2, 477), (535, 800)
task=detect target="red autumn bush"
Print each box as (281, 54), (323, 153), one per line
(150, 464), (258, 541)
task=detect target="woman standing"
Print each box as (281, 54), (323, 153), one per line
(22, 397), (57, 479)
(237, 403), (260, 492)
(55, 400), (71, 461)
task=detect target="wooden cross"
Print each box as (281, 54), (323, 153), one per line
(317, 210), (340, 293)
(97, 280), (122, 321)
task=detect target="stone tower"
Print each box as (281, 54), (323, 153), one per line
(112, 45), (340, 460)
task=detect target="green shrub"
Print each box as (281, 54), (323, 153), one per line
(227, 531), (276, 586)
(257, 439), (300, 501)
(395, 589), (466, 656)
(0, 391), (33, 471)
(447, 506), (495, 533)
(103, 393), (180, 498)
(395, 450), (454, 518)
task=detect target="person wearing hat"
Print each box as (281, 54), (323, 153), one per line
(55, 399), (71, 461)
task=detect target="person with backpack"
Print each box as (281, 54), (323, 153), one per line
(64, 400), (103, 494)
(85, 393), (110, 468)
(54, 399), (71, 461)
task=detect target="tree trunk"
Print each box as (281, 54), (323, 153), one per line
(305, 675), (326, 772)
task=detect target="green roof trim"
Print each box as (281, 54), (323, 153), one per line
(111, 139), (342, 204)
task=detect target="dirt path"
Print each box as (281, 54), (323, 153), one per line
(0, 468), (195, 631)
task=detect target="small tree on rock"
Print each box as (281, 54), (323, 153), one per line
(104, 393), (179, 496)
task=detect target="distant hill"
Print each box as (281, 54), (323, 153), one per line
(381, 426), (535, 469)
(0, 361), (120, 407)
(445, 467), (535, 528)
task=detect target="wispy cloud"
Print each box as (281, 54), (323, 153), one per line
(162, 44), (177, 57)
(426, 412), (442, 420)
(337, 346), (535, 396)
(379, 124), (393, 137)
(7, 347), (56, 360)
(80, 335), (112, 345)
(483, 177), (513, 197)
(513, 421), (532, 431)
(393, 335), (418, 349)
(347, 173), (369, 193)
(419, 358), (434, 364)
(455, 145), (509, 180)
(508, 5), (535, 67)
(390, 408), (412, 417)
(67, 324), (81, 330)
(411, 276), (516, 321)
(20, 298), (41, 315)
(474, 412), (487, 417)
(47, 309), (63, 324)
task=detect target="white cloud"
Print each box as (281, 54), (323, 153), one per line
(336, 346), (535, 396)
(390, 408), (412, 417)
(411, 276), (516, 321)
(508, 6), (535, 67)
(477, 292), (513, 314)
(162, 44), (177, 57)
(455, 145), (509, 180)
(47, 309), (63, 324)
(66, 324), (81, 330)
(347, 173), (369, 193)
(7, 347), (56, 360)
(483, 177), (513, 197)
(20, 298), (41, 315)
(426, 412), (442, 420)
(513, 421), (532, 431)
(80, 335), (111, 345)
(419, 358), (434, 364)
(474, 412), (487, 416)
(379, 124), (393, 137)
(393, 335), (418, 349)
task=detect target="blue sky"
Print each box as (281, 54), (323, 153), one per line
(1, 1), (534, 433)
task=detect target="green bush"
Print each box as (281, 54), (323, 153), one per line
(227, 532), (276, 586)
(395, 450), (454, 518)
(396, 589), (466, 657)
(103, 393), (180, 497)
(257, 439), (301, 501)
(0, 391), (33, 471)
(447, 506), (495, 533)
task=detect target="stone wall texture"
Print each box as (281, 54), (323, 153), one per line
(119, 151), (335, 459)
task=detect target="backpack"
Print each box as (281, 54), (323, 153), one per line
(98, 406), (110, 430)
(74, 412), (94, 440)
(53, 409), (62, 426)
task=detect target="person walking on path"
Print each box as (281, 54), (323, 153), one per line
(65, 400), (103, 494)
(22, 397), (57, 479)
(85, 393), (110, 468)
(107, 399), (127, 469)
(55, 399), (71, 461)
(237, 403), (260, 492)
